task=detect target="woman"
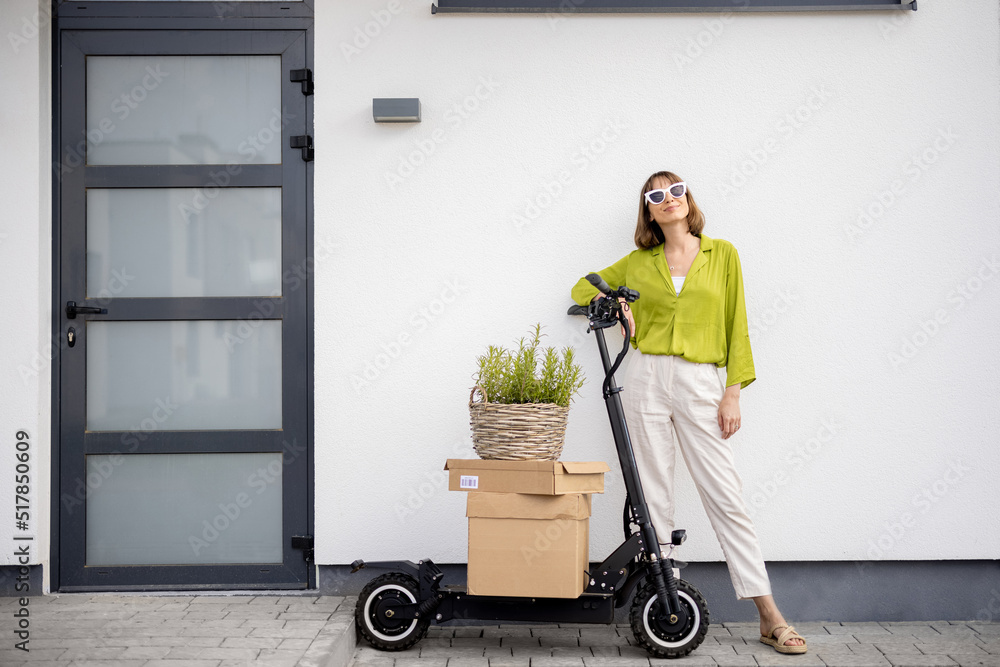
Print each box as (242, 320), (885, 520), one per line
(570, 171), (807, 654)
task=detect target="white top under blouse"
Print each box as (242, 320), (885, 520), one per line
(672, 276), (684, 294)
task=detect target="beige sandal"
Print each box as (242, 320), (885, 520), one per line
(759, 624), (808, 654)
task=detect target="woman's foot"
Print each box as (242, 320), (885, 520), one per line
(752, 595), (806, 649)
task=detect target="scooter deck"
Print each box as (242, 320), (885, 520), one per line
(435, 585), (616, 625)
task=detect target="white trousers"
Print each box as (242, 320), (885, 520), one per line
(622, 349), (772, 600)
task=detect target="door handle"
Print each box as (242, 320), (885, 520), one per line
(66, 301), (107, 319)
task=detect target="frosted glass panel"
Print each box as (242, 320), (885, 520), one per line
(86, 453), (282, 565)
(87, 56), (282, 165)
(87, 320), (281, 431)
(87, 188), (281, 298)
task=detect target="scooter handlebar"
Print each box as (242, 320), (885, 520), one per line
(586, 272), (612, 295)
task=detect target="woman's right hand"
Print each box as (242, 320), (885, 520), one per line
(594, 292), (636, 340)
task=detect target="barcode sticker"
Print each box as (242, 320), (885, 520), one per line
(459, 475), (479, 489)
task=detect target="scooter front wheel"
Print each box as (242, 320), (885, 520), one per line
(356, 572), (431, 651)
(630, 579), (710, 658)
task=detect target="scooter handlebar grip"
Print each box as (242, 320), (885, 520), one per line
(567, 304), (589, 316)
(586, 273), (612, 296)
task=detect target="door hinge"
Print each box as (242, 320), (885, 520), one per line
(290, 136), (314, 162)
(291, 535), (314, 563)
(290, 69), (313, 95)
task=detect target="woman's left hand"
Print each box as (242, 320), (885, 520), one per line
(718, 387), (741, 439)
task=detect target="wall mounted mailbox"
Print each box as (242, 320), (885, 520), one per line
(373, 98), (421, 123)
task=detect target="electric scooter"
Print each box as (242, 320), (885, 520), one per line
(351, 274), (710, 658)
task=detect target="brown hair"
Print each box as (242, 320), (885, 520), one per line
(633, 170), (706, 250)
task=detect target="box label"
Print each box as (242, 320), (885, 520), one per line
(459, 475), (479, 489)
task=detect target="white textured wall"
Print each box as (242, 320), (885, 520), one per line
(0, 0), (50, 580)
(315, 0), (1000, 567)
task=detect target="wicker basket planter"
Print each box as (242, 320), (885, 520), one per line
(469, 386), (569, 461)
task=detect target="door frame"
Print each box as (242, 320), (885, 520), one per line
(50, 2), (315, 592)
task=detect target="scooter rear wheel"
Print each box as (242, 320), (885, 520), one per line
(356, 572), (431, 651)
(630, 579), (710, 658)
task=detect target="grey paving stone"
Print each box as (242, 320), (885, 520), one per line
(54, 647), (128, 660)
(430, 626), (458, 638)
(352, 660), (396, 667)
(534, 629), (585, 639)
(873, 644), (924, 654)
(827, 625), (892, 636)
(716, 637), (750, 645)
(649, 655), (716, 665)
(487, 627), (536, 638)
(753, 654), (826, 667)
(590, 647), (623, 657)
(454, 638), (504, 648)
(421, 647), (490, 658)
(583, 657), (652, 666)
(884, 656), (959, 666)
(530, 658), (586, 667)
(396, 655), (448, 667)
(803, 643), (855, 653)
(166, 646), (263, 660)
(219, 635), (284, 649)
(453, 628), (489, 638)
(579, 628), (625, 641)
(512, 648), (556, 658)
(449, 659), (493, 667)
(949, 659), (1000, 667)
(256, 648), (309, 662)
(712, 657), (757, 667)
(276, 636), (313, 650)
(818, 655), (891, 666)
(918, 646), (990, 656)
(505, 637), (546, 647)
(275, 611), (334, 621)
(62, 661), (153, 667)
(552, 647), (598, 658)
(0, 648), (68, 662)
(485, 647), (516, 658)
(693, 644), (740, 657)
(542, 637), (583, 648)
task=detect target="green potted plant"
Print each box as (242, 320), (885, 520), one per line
(470, 324), (586, 460)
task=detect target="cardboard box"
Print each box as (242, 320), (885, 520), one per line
(466, 492), (591, 599)
(445, 459), (609, 495)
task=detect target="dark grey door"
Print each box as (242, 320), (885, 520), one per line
(55, 29), (312, 590)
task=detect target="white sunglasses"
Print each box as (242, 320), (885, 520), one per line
(644, 182), (687, 205)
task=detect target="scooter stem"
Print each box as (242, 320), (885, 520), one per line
(592, 319), (682, 616)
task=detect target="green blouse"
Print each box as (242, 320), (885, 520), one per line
(571, 233), (756, 390)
